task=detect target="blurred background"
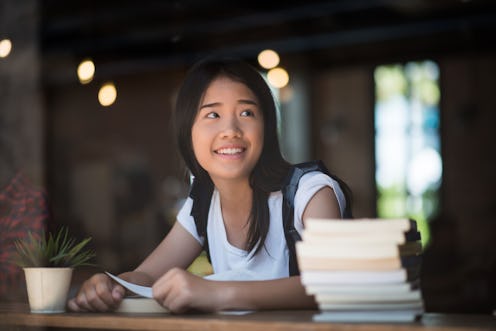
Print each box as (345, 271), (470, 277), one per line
(1, 0), (495, 313)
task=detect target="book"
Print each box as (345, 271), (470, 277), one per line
(302, 228), (421, 245)
(297, 253), (422, 271)
(305, 280), (420, 295)
(315, 289), (422, 303)
(296, 242), (404, 259)
(300, 269), (408, 285)
(298, 256), (399, 270)
(297, 217), (425, 322)
(297, 241), (422, 259)
(318, 300), (424, 311)
(313, 309), (423, 323)
(399, 241), (423, 256)
(305, 218), (417, 234)
(296, 236), (422, 259)
(115, 297), (169, 313)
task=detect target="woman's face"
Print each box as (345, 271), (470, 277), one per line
(191, 76), (264, 184)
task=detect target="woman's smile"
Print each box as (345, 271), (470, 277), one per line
(214, 145), (246, 159)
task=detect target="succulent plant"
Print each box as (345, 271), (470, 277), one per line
(12, 227), (96, 268)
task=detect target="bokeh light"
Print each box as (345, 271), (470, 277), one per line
(0, 39), (13, 58)
(98, 82), (117, 107)
(77, 59), (95, 84)
(258, 49), (280, 69)
(267, 67), (289, 88)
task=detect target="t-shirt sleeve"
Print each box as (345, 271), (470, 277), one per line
(293, 171), (347, 234)
(176, 197), (204, 245)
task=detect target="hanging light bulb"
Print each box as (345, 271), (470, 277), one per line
(77, 58), (95, 84)
(0, 38), (13, 58)
(257, 49), (280, 69)
(267, 67), (289, 88)
(98, 82), (117, 107)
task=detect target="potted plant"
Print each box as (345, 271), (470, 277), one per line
(12, 227), (95, 313)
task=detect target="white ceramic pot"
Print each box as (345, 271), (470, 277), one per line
(23, 267), (73, 313)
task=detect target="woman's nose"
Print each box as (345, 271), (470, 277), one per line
(221, 115), (242, 138)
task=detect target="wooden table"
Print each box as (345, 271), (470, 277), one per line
(1, 303), (495, 331)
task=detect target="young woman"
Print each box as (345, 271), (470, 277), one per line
(68, 58), (351, 314)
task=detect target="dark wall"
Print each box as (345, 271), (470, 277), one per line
(46, 70), (189, 271)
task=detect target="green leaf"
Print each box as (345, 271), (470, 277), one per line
(11, 227), (96, 268)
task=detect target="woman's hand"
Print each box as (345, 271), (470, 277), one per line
(67, 273), (125, 312)
(152, 268), (223, 313)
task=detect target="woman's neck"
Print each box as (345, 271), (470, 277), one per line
(212, 178), (253, 250)
(213, 177), (253, 226)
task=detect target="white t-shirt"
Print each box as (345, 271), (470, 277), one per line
(176, 171), (347, 281)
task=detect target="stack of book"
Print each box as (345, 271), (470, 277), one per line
(296, 218), (424, 323)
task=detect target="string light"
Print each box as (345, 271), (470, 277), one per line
(257, 49), (280, 69)
(77, 59), (95, 84)
(267, 67), (289, 88)
(98, 82), (117, 107)
(0, 38), (13, 58)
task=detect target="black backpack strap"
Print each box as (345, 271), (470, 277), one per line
(282, 160), (336, 276)
(189, 178), (214, 262)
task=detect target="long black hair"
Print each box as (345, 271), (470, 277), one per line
(173, 58), (290, 255)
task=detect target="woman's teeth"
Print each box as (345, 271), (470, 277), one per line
(217, 148), (243, 155)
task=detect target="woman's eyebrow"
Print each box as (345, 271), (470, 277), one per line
(238, 99), (258, 106)
(199, 102), (220, 110)
(199, 99), (258, 110)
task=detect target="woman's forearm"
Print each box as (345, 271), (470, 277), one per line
(118, 270), (155, 287)
(216, 276), (317, 311)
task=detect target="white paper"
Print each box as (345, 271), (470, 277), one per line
(105, 272), (153, 298)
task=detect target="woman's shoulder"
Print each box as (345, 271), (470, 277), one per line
(299, 170), (337, 189)
(295, 170), (347, 217)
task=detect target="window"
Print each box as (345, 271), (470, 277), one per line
(374, 61), (442, 246)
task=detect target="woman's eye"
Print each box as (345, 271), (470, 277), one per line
(240, 110), (254, 117)
(206, 112), (219, 119)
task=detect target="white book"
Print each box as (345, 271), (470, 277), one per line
(305, 281), (418, 295)
(313, 309), (423, 323)
(315, 289), (422, 303)
(296, 242), (400, 259)
(301, 269), (407, 285)
(297, 256), (402, 270)
(305, 218), (415, 234)
(302, 231), (408, 244)
(319, 300), (424, 311)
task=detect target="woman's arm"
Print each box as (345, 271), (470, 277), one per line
(68, 221), (202, 312)
(133, 221), (203, 281)
(153, 186), (340, 313)
(153, 269), (315, 313)
(301, 186), (341, 223)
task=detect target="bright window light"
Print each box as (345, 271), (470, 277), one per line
(374, 60), (442, 247)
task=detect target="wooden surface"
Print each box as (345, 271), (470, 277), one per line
(1, 303), (495, 331)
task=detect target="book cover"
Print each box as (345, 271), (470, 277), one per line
(399, 241), (423, 256)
